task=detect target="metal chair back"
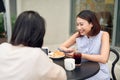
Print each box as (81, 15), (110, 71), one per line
(110, 47), (120, 80)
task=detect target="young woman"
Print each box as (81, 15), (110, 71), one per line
(0, 11), (67, 80)
(59, 10), (110, 80)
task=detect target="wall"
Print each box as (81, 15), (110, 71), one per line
(16, 0), (71, 50)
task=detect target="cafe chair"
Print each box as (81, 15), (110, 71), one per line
(109, 47), (120, 80)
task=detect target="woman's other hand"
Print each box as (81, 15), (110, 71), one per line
(58, 48), (74, 53)
(65, 52), (74, 58)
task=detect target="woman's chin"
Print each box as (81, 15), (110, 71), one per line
(80, 33), (85, 36)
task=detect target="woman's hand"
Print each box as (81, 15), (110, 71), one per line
(65, 51), (82, 58)
(58, 48), (74, 53)
(65, 52), (74, 58)
(58, 48), (75, 57)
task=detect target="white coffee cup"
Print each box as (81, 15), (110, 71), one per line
(64, 58), (75, 71)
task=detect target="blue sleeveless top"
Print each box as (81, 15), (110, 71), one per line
(76, 31), (110, 80)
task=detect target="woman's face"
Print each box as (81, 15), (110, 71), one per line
(76, 17), (93, 36)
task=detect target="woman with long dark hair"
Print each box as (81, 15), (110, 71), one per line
(59, 10), (110, 80)
(0, 10), (67, 80)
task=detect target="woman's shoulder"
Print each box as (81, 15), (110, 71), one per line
(101, 31), (109, 37)
(0, 42), (12, 49)
(24, 47), (46, 56)
(99, 31), (110, 41)
(0, 42), (11, 46)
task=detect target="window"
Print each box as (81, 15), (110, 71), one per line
(70, 0), (115, 43)
(115, 0), (120, 47)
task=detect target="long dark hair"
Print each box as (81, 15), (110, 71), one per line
(10, 11), (45, 48)
(77, 10), (101, 36)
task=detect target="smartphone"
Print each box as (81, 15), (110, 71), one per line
(42, 47), (49, 55)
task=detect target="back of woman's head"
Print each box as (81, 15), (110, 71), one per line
(10, 10), (45, 48)
(77, 10), (101, 36)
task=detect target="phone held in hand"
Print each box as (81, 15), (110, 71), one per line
(42, 47), (49, 55)
(58, 48), (72, 53)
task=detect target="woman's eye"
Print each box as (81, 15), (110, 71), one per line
(76, 23), (79, 26)
(76, 22), (84, 27)
(80, 23), (83, 26)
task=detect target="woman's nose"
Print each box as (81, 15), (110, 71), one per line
(77, 25), (82, 30)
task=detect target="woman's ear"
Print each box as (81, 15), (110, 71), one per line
(90, 23), (93, 28)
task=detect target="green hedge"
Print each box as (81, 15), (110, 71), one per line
(0, 14), (16, 38)
(0, 14), (4, 33)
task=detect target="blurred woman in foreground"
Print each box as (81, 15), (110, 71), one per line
(0, 10), (67, 80)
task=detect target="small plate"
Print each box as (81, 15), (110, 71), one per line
(48, 51), (65, 59)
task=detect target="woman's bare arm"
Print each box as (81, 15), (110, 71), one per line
(59, 32), (79, 52)
(82, 31), (110, 64)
